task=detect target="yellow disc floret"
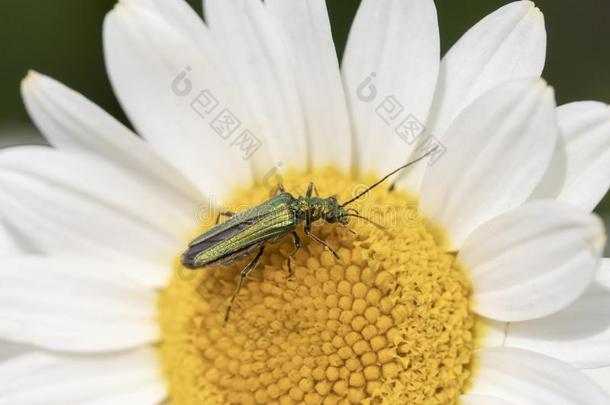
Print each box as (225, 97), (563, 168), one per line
(159, 167), (474, 405)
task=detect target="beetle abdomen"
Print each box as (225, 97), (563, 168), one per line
(182, 193), (298, 269)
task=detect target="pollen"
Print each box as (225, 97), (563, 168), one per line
(158, 167), (475, 404)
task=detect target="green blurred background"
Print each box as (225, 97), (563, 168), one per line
(0, 0), (608, 251)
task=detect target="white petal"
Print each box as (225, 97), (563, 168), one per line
(342, 0), (440, 175)
(478, 259), (610, 368)
(0, 222), (23, 258)
(0, 256), (158, 353)
(460, 394), (515, 405)
(475, 318), (508, 349)
(21, 71), (202, 205)
(86, 386), (166, 405)
(0, 147), (191, 287)
(601, 258), (610, 284)
(0, 347), (166, 405)
(266, 0), (352, 171)
(528, 133), (568, 200)
(460, 201), (605, 322)
(556, 102), (610, 212)
(0, 341), (30, 362)
(427, 1), (546, 138)
(582, 367), (610, 397)
(401, 1), (546, 194)
(420, 79), (558, 250)
(0, 220), (38, 257)
(468, 347), (610, 404)
(104, 0), (254, 200)
(204, 0), (308, 170)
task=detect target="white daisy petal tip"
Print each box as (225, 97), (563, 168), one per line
(529, 2), (544, 19)
(21, 71), (65, 109)
(460, 201), (604, 322)
(21, 69), (38, 86)
(536, 76), (547, 85)
(113, 0), (129, 9)
(585, 213), (607, 255)
(422, 0), (547, 151)
(21, 70), (61, 94)
(591, 217), (605, 252)
(113, 0), (148, 12)
(19, 67), (204, 206)
(20, 71), (52, 103)
(508, 1), (544, 22)
(536, 78), (554, 99)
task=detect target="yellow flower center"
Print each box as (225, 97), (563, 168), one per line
(159, 168), (475, 404)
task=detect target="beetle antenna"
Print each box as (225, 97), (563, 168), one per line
(339, 224), (358, 235)
(345, 214), (386, 230)
(341, 147), (437, 207)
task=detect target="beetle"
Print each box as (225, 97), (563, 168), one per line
(181, 152), (433, 322)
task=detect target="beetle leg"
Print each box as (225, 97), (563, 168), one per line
(286, 232), (301, 279)
(306, 206), (313, 232)
(305, 229), (340, 260)
(305, 182), (319, 198)
(271, 183), (286, 197)
(225, 246), (265, 323)
(215, 211), (235, 224)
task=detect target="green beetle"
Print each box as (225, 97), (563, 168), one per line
(182, 153), (431, 322)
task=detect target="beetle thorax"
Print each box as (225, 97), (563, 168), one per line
(296, 196), (347, 225)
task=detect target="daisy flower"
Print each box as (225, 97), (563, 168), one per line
(1, 0), (610, 404)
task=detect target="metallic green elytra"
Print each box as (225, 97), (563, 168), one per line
(181, 152), (432, 322)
